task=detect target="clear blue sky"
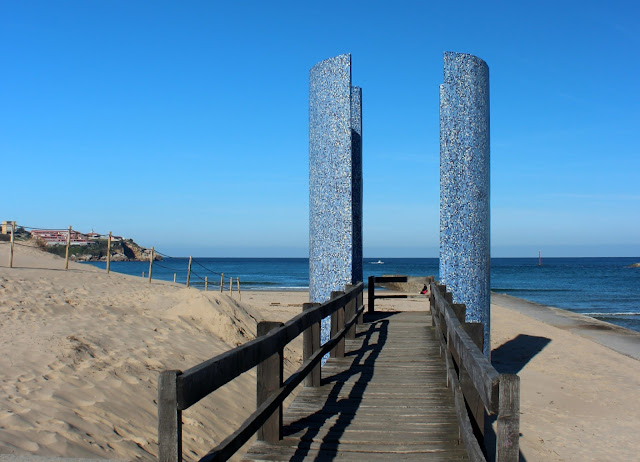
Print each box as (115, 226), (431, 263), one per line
(2, 1), (638, 258)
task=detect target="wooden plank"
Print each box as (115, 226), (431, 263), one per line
(496, 374), (520, 462)
(244, 441), (469, 461)
(244, 310), (471, 462)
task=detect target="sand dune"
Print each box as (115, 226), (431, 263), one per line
(2, 244), (639, 461)
(0, 244), (301, 460)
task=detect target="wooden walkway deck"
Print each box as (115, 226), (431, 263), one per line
(243, 311), (469, 461)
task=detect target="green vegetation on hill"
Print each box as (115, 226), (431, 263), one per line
(35, 238), (160, 262)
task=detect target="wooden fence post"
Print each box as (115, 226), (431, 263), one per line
(106, 232), (112, 273)
(205, 276), (208, 291)
(303, 303), (321, 387)
(429, 286), (435, 326)
(237, 277), (241, 301)
(65, 226), (71, 270)
(158, 369), (182, 462)
(229, 277), (233, 296)
(330, 291), (345, 358)
(345, 284), (356, 340)
(497, 374), (520, 462)
(148, 247), (154, 283)
(186, 256), (192, 287)
(368, 276), (375, 313)
(257, 321), (284, 443)
(9, 224), (15, 268)
(357, 288), (364, 324)
(173, 273), (176, 283)
(220, 273), (224, 292)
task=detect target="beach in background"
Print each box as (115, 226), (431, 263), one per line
(2, 245), (640, 461)
(86, 256), (640, 333)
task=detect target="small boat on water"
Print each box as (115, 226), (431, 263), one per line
(370, 260), (384, 265)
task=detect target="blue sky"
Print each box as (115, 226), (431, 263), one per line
(2, 1), (638, 257)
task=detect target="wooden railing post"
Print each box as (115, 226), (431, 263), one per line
(158, 370), (182, 462)
(345, 284), (357, 339)
(303, 303), (321, 387)
(257, 321), (284, 443)
(497, 374), (520, 462)
(357, 289), (364, 324)
(368, 275), (375, 313)
(330, 291), (345, 358)
(429, 294), (435, 326)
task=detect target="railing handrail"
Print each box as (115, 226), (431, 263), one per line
(158, 282), (365, 462)
(177, 283), (362, 409)
(431, 282), (500, 411)
(429, 281), (520, 462)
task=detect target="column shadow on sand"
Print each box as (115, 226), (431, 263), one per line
(485, 334), (551, 462)
(491, 334), (551, 375)
(281, 312), (395, 461)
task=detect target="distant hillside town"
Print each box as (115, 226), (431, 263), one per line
(1, 220), (159, 262)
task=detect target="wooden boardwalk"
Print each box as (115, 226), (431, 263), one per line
(243, 311), (469, 461)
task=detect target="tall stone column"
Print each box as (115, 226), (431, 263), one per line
(309, 53), (363, 305)
(439, 52), (491, 357)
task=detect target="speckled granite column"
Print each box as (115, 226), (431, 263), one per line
(309, 53), (363, 306)
(439, 52), (491, 357)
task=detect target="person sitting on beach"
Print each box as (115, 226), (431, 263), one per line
(420, 284), (428, 295)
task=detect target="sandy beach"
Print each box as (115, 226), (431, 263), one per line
(1, 244), (639, 461)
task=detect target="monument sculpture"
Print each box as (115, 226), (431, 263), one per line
(439, 51), (491, 356)
(309, 53), (363, 306)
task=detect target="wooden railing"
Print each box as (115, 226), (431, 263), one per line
(157, 282), (365, 462)
(367, 275), (434, 313)
(429, 282), (520, 462)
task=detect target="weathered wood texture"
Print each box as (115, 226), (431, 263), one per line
(330, 291), (345, 358)
(430, 282), (521, 462)
(158, 370), (182, 462)
(302, 303), (321, 387)
(257, 322), (284, 443)
(243, 311), (469, 461)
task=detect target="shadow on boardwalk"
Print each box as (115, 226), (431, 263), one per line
(282, 312), (396, 461)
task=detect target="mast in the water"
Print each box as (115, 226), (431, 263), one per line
(538, 250), (542, 266)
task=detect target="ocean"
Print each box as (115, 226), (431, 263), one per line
(84, 257), (640, 333)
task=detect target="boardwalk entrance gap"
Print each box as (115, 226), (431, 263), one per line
(158, 278), (519, 461)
